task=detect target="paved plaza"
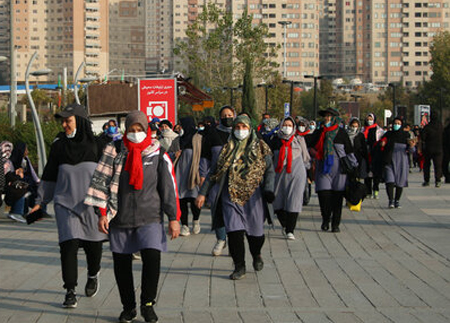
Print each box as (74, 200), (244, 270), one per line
(1, 170), (450, 323)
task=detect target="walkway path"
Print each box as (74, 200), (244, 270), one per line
(0, 171), (449, 322)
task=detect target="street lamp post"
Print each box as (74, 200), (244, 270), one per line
(74, 62), (85, 105)
(388, 83), (397, 117)
(351, 94), (362, 119)
(10, 0), (17, 127)
(305, 74), (323, 120)
(223, 86), (241, 107)
(25, 51), (52, 175)
(282, 79), (302, 116)
(278, 21), (292, 78)
(257, 83), (275, 113)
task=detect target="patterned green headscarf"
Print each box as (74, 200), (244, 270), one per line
(211, 115), (272, 205)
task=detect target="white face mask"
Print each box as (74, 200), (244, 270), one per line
(281, 126), (293, 136)
(367, 120), (374, 126)
(309, 125), (316, 131)
(234, 129), (250, 141)
(298, 126), (306, 133)
(348, 127), (358, 134)
(127, 131), (147, 143)
(66, 128), (77, 139)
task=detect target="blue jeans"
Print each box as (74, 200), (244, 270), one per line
(10, 196), (26, 215)
(215, 226), (226, 241)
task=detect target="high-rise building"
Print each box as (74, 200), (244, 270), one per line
(321, 0), (450, 87)
(0, 0), (109, 83)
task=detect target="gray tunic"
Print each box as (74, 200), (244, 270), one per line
(315, 143), (357, 192)
(175, 148), (199, 199)
(221, 178), (265, 236)
(38, 162), (107, 243)
(273, 152), (307, 213)
(384, 142), (409, 187)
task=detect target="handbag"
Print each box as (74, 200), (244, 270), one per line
(5, 178), (29, 206)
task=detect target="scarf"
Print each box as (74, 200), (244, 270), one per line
(363, 123), (377, 139)
(296, 129), (310, 136)
(275, 135), (295, 173)
(122, 128), (153, 190)
(159, 128), (179, 150)
(315, 116), (340, 174)
(211, 115), (272, 206)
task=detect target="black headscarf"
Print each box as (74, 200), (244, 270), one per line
(10, 141), (27, 170)
(180, 116), (197, 150)
(42, 116), (100, 182)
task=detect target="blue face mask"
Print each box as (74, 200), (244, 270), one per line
(107, 126), (117, 134)
(325, 121), (331, 127)
(393, 124), (401, 131)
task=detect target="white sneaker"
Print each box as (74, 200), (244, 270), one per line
(8, 213), (26, 223)
(192, 220), (201, 235)
(286, 233), (296, 240)
(180, 225), (190, 236)
(212, 239), (226, 256)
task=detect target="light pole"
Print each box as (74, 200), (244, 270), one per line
(223, 86), (242, 107)
(10, 0), (17, 127)
(74, 61), (97, 105)
(305, 74), (324, 120)
(278, 21), (292, 78)
(282, 79), (302, 116)
(351, 94), (362, 119)
(257, 83), (275, 113)
(388, 83), (397, 117)
(25, 51), (52, 175)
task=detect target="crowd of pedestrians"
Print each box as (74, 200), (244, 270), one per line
(1, 102), (448, 323)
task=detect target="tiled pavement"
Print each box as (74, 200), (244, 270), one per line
(0, 170), (449, 322)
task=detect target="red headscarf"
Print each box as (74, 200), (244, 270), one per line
(275, 135), (295, 173)
(122, 128), (153, 190)
(363, 123), (377, 139)
(315, 124), (339, 161)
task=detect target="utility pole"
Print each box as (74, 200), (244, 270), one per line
(10, 0), (17, 127)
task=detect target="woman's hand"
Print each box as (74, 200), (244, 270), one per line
(29, 204), (41, 214)
(98, 217), (109, 234)
(168, 220), (180, 240)
(195, 195), (206, 209)
(15, 168), (24, 178)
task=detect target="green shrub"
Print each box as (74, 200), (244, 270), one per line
(0, 112), (61, 168)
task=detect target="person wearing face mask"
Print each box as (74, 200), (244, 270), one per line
(85, 110), (180, 323)
(361, 113), (385, 199)
(346, 117), (368, 179)
(198, 106), (236, 256)
(380, 117), (414, 208)
(309, 121), (317, 133)
(175, 116), (203, 237)
(309, 108), (357, 233)
(158, 119), (180, 160)
(196, 115), (275, 280)
(28, 104), (107, 308)
(270, 117), (310, 240)
(260, 117), (280, 145)
(296, 117), (314, 206)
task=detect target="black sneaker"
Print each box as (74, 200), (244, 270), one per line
(119, 308), (137, 323)
(229, 267), (246, 280)
(141, 301), (158, 323)
(62, 289), (77, 308)
(388, 200), (395, 208)
(85, 276), (99, 297)
(394, 200), (401, 208)
(422, 182), (430, 187)
(252, 255), (264, 272)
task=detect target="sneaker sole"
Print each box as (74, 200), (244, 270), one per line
(119, 315), (137, 323)
(62, 302), (77, 308)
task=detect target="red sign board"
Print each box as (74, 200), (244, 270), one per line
(138, 78), (177, 125)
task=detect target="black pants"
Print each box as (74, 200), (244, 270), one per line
(113, 249), (160, 311)
(276, 210), (299, 234)
(364, 177), (380, 195)
(317, 190), (344, 229)
(386, 183), (403, 201)
(59, 239), (103, 290)
(227, 231), (264, 270)
(180, 198), (200, 226)
(423, 152), (443, 183)
(443, 152), (450, 182)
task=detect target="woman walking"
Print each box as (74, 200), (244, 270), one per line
(270, 116), (310, 240)
(310, 108), (357, 233)
(346, 117), (368, 179)
(85, 110), (180, 323)
(380, 117), (414, 208)
(29, 104), (107, 308)
(196, 115), (275, 280)
(175, 116), (202, 236)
